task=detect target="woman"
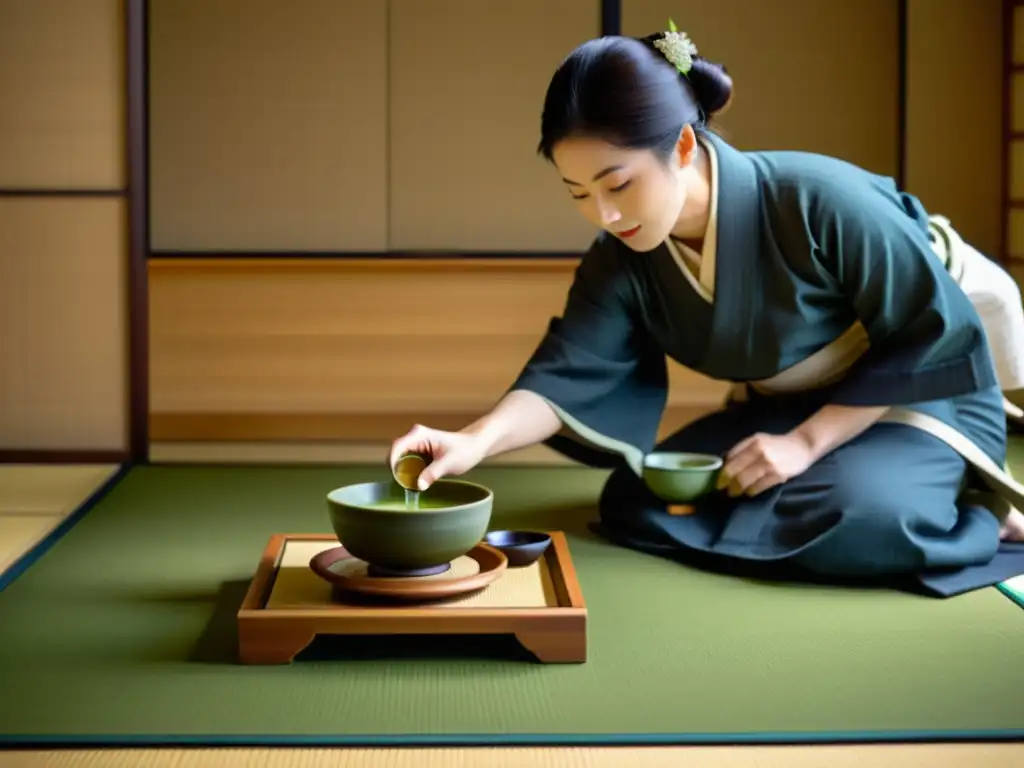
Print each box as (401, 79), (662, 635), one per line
(390, 27), (1024, 595)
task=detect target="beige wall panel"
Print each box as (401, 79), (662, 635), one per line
(905, 0), (1002, 257)
(1012, 141), (1024, 202)
(387, 0), (600, 251)
(0, 199), (128, 450)
(1015, 6), (1024, 64)
(0, 0), (124, 189)
(1013, 72), (1024, 134)
(1008, 209), (1024, 261)
(148, 0), (387, 251)
(622, 0), (899, 177)
(148, 261), (727, 422)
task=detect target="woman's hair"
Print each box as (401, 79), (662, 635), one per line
(537, 32), (732, 163)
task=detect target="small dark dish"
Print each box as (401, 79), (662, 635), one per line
(483, 530), (552, 567)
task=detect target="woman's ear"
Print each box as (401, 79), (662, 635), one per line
(674, 124), (698, 168)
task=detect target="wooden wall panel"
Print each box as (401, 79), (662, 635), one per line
(148, 260), (729, 442)
(0, 199), (128, 451)
(148, 0), (388, 251)
(1013, 142), (1024, 203)
(1009, 209), (1024, 262)
(905, 0), (1002, 259)
(0, 0), (128, 456)
(621, 0), (900, 177)
(1016, 3), (1024, 63)
(387, 0), (599, 252)
(0, 0), (124, 189)
(1012, 70), (1024, 137)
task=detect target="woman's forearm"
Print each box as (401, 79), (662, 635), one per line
(789, 404), (890, 461)
(460, 389), (563, 458)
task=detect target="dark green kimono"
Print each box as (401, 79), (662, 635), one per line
(510, 130), (1024, 596)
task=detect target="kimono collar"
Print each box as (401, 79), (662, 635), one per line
(663, 131), (761, 305)
(688, 130), (773, 379)
(697, 130), (763, 315)
(698, 129), (762, 249)
(666, 133), (721, 302)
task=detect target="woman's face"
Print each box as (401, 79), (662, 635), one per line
(551, 127), (697, 252)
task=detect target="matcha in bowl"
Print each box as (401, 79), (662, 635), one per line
(325, 478), (493, 577)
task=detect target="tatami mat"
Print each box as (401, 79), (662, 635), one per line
(1, 743), (1020, 767)
(0, 515), (69, 573)
(0, 462), (1020, 766)
(0, 463), (120, 573)
(0, 464), (120, 515)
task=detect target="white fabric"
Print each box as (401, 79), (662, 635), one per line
(928, 216), (1024, 392)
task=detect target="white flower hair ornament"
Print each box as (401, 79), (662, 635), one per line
(653, 18), (698, 76)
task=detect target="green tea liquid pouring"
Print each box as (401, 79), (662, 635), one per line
(391, 452), (431, 509)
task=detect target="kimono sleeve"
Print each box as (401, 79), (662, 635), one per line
(507, 236), (668, 473)
(811, 182), (999, 406)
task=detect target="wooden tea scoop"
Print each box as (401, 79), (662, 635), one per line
(392, 452), (430, 491)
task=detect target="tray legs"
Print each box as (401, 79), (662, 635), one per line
(238, 625), (316, 664)
(515, 629), (586, 663)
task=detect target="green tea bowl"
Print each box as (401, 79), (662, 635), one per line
(642, 451), (723, 502)
(325, 479), (493, 576)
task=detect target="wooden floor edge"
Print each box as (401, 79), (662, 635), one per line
(2, 742), (1021, 768)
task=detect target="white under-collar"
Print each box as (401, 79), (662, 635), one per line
(664, 136), (718, 304)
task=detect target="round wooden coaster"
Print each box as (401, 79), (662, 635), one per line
(308, 542), (508, 602)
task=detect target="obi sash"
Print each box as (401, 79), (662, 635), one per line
(729, 216), (1024, 524)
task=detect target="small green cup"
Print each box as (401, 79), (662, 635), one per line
(642, 451), (723, 502)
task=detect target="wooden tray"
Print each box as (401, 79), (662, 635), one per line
(236, 531), (587, 665)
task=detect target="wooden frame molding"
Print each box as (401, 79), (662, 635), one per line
(600, 0), (620, 38)
(0, 450), (130, 465)
(149, 405), (716, 445)
(1005, 0), (1022, 265)
(897, 0), (907, 190)
(126, 0), (150, 463)
(147, 255), (581, 274)
(0, 189), (126, 197)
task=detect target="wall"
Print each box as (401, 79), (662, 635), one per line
(621, 0), (901, 175)
(0, 1), (1007, 456)
(147, 0), (599, 254)
(146, 0), (611, 446)
(904, 0), (1004, 259)
(0, 0), (128, 455)
(147, 0), (915, 447)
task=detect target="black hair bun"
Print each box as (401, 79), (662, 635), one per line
(687, 57), (732, 117)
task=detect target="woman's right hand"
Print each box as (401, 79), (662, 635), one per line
(388, 424), (490, 490)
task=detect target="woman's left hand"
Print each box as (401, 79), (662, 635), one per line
(718, 432), (815, 497)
